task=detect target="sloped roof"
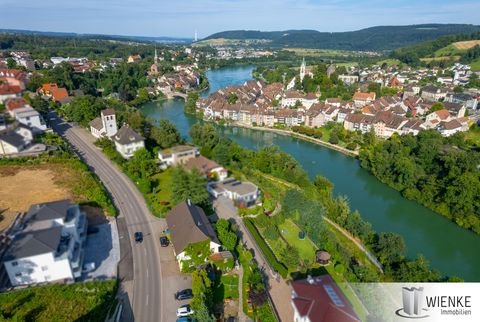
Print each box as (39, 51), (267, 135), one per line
(113, 125), (144, 145)
(291, 275), (360, 322)
(3, 226), (62, 261)
(166, 201), (219, 255)
(25, 199), (71, 222)
(0, 130), (25, 148)
(89, 117), (103, 131)
(183, 155), (222, 176)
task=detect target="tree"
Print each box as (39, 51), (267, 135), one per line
(374, 232), (406, 267)
(171, 167), (209, 206)
(215, 219), (238, 251)
(189, 123), (219, 152)
(428, 102), (444, 114)
(227, 93), (238, 104)
(194, 300), (214, 322)
(151, 119), (182, 148)
(280, 245), (300, 269)
(6, 57), (16, 69)
(191, 268), (213, 311)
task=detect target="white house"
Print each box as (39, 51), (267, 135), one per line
(112, 125), (145, 159)
(89, 109), (118, 139)
(158, 145), (198, 168)
(12, 106), (47, 133)
(207, 178), (259, 207)
(3, 200), (87, 286)
(165, 201), (221, 269)
(0, 125), (34, 155)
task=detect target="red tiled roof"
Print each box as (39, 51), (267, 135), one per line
(0, 84), (21, 95)
(435, 109), (450, 120)
(51, 87), (69, 101)
(353, 91), (376, 101)
(291, 275), (360, 322)
(6, 97), (27, 111)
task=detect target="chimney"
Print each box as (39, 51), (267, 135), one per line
(307, 275), (314, 284)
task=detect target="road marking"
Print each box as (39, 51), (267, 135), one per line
(146, 294), (149, 306)
(146, 269), (149, 278)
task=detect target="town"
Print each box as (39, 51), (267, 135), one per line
(1, 19), (480, 322)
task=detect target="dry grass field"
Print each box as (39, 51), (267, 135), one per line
(453, 40), (480, 50)
(0, 166), (73, 232)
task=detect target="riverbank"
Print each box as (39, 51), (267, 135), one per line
(221, 122), (359, 157)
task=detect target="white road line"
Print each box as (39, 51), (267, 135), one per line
(146, 269), (149, 278)
(146, 294), (149, 306)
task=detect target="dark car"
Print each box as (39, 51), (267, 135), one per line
(160, 236), (169, 247)
(134, 232), (143, 243)
(175, 289), (193, 300)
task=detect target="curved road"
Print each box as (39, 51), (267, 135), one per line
(49, 112), (165, 322)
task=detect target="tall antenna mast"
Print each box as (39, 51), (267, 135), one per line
(194, 30), (198, 42)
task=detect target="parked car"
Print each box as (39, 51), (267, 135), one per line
(134, 232), (143, 243)
(176, 317), (193, 322)
(175, 289), (193, 300)
(160, 236), (169, 247)
(176, 304), (194, 317)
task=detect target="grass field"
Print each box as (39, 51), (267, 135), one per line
(420, 56), (461, 62)
(470, 59), (480, 71)
(376, 58), (401, 66)
(285, 48), (371, 58)
(278, 219), (317, 263)
(0, 281), (117, 322)
(453, 40), (480, 50)
(148, 168), (174, 216)
(214, 274), (239, 303)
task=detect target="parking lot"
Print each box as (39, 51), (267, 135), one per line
(81, 219), (120, 280)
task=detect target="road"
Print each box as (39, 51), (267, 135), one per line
(49, 112), (165, 322)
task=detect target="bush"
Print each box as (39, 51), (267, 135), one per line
(244, 218), (288, 278)
(329, 134), (339, 144)
(346, 142), (358, 150)
(263, 225), (280, 240)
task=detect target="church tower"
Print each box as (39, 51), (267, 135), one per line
(300, 57), (306, 82)
(101, 109), (118, 138)
(154, 48), (159, 64)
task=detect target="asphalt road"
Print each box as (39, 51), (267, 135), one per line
(49, 112), (165, 322)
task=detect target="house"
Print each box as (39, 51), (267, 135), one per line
(0, 83), (21, 103)
(425, 109), (451, 128)
(438, 119), (469, 137)
(0, 125), (34, 155)
(443, 102), (466, 118)
(343, 113), (375, 133)
(183, 155), (228, 181)
(38, 83), (70, 103)
(338, 74), (358, 85)
(2, 200), (87, 286)
(207, 178), (259, 207)
(158, 145), (198, 168)
(403, 84), (421, 98)
(11, 106), (47, 133)
(89, 109), (118, 139)
(0, 68), (27, 89)
(352, 92), (376, 108)
(421, 85), (447, 102)
(6, 97), (28, 116)
(127, 55), (142, 63)
(291, 275), (360, 322)
(165, 201), (221, 268)
(112, 124), (145, 159)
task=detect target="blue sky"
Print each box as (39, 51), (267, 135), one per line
(1, 0), (479, 38)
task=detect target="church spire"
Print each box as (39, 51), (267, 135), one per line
(154, 47), (158, 64)
(300, 57), (306, 82)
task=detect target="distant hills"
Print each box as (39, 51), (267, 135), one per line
(203, 24), (480, 51)
(0, 29), (192, 44)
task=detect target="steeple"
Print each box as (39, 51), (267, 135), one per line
(154, 47), (158, 64)
(300, 57), (306, 82)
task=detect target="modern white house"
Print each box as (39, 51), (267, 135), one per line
(0, 124), (34, 155)
(207, 178), (259, 207)
(112, 124), (145, 159)
(165, 201), (221, 269)
(11, 106), (47, 133)
(158, 145), (198, 168)
(89, 109), (118, 139)
(3, 200), (87, 286)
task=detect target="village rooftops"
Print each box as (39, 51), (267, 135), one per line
(159, 145), (197, 157)
(113, 125), (144, 145)
(183, 155), (222, 174)
(166, 201), (219, 255)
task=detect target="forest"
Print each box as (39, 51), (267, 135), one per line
(359, 129), (480, 234)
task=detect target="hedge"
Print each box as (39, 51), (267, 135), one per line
(244, 218), (288, 278)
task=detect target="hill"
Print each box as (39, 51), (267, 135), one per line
(203, 24), (480, 51)
(391, 31), (480, 67)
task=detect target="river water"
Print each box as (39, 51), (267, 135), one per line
(142, 65), (480, 281)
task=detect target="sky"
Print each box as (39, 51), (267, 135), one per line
(1, 0), (479, 38)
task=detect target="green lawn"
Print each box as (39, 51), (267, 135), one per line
(0, 281), (117, 322)
(375, 58), (401, 66)
(470, 59), (480, 71)
(148, 167), (174, 216)
(278, 219), (317, 263)
(465, 126), (480, 147)
(214, 273), (239, 304)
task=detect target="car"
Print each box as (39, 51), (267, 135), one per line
(176, 317), (193, 322)
(176, 304), (194, 317)
(134, 232), (143, 243)
(175, 289), (193, 300)
(160, 236), (169, 247)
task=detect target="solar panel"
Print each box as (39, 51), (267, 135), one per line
(323, 284), (344, 307)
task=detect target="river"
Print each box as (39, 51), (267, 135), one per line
(142, 65), (480, 281)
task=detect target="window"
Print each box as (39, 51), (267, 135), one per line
(15, 272), (22, 277)
(11, 261), (18, 266)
